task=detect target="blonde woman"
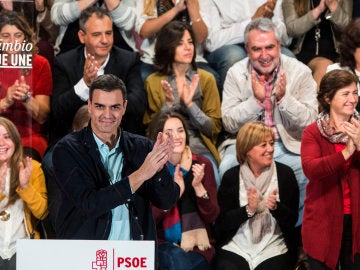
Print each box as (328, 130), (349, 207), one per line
(0, 117), (47, 270)
(215, 121), (299, 270)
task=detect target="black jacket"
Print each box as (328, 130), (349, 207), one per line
(50, 45), (146, 144)
(52, 125), (179, 240)
(215, 162), (299, 263)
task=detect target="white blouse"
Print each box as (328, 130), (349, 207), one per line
(222, 169), (287, 270)
(0, 168), (27, 260)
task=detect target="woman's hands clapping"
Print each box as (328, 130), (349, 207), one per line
(6, 76), (30, 104)
(161, 80), (175, 108)
(247, 187), (259, 213)
(312, 0), (338, 20)
(344, 117), (360, 150)
(178, 74), (199, 107)
(161, 74), (200, 108)
(340, 118), (360, 160)
(19, 157), (32, 189)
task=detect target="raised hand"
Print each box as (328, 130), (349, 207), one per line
(325, 0), (338, 13)
(3, 81), (16, 107)
(251, 70), (266, 102)
(318, 0), (327, 10)
(6, 76), (30, 104)
(266, 188), (278, 210)
(341, 120), (357, 160)
(83, 54), (99, 87)
(129, 132), (174, 191)
(179, 74), (199, 107)
(252, 0), (277, 19)
(145, 132), (173, 174)
(191, 163), (205, 188)
(247, 186), (259, 213)
(161, 80), (175, 107)
(343, 118), (360, 151)
(274, 71), (286, 101)
(312, 0), (326, 20)
(19, 156), (32, 189)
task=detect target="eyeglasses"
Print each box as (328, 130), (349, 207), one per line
(0, 210), (10, 221)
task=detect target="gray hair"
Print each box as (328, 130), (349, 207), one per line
(244, 18), (281, 46)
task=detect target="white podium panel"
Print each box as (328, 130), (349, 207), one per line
(17, 239), (155, 270)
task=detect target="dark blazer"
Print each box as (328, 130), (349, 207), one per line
(50, 45), (146, 144)
(215, 162), (299, 264)
(52, 125), (179, 240)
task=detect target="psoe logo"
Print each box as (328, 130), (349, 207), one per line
(92, 249), (108, 270)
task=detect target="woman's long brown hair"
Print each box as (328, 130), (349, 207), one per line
(0, 117), (26, 206)
(294, 0), (309, 17)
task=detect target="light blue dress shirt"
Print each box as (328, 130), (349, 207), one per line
(93, 133), (131, 240)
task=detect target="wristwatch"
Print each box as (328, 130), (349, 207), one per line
(246, 205), (256, 218)
(201, 191), (209, 199)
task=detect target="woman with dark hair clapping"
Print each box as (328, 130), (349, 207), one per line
(143, 20), (222, 186)
(301, 69), (360, 269)
(149, 111), (219, 270)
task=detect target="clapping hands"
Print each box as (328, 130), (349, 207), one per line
(83, 54), (99, 87)
(19, 157), (32, 189)
(161, 74), (200, 108)
(343, 117), (360, 153)
(6, 76), (30, 105)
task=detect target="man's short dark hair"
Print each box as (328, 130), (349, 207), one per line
(79, 6), (111, 32)
(89, 74), (127, 101)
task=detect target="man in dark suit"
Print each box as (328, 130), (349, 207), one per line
(50, 6), (146, 145)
